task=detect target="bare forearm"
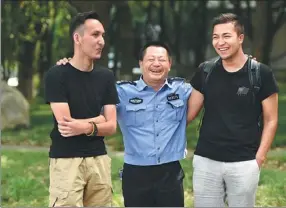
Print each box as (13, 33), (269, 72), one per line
(187, 107), (203, 124)
(66, 119), (116, 136)
(72, 105), (116, 136)
(256, 120), (278, 159)
(96, 121), (117, 136)
(77, 115), (106, 124)
(69, 120), (116, 136)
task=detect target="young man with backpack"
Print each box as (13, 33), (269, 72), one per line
(187, 13), (279, 207)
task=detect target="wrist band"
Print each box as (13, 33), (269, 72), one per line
(86, 121), (95, 136)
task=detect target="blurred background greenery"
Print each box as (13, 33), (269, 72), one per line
(1, 0), (286, 207)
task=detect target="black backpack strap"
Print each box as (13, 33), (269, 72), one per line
(197, 56), (220, 131)
(247, 59), (261, 104)
(247, 58), (263, 129)
(201, 56), (220, 94)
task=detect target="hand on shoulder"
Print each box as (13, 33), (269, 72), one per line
(56, 57), (72, 66)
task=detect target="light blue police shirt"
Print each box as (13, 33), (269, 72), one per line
(116, 76), (192, 166)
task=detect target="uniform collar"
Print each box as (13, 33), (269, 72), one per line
(137, 76), (173, 91)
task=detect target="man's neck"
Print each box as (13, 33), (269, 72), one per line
(143, 78), (165, 92)
(222, 50), (248, 72)
(70, 53), (94, 72)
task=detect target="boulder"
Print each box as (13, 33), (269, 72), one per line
(1, 81), (30, 130)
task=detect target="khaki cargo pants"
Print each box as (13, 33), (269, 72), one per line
(49, 155), (112, 207)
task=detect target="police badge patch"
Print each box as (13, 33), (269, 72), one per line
(167, 93), (180, 101)
(129, 97), (143, 104)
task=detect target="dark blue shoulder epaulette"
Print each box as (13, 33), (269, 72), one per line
(117, 80), (137, 86)
(167, 77), (185, 84)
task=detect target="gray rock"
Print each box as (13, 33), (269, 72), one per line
(1, 81), (30, 130)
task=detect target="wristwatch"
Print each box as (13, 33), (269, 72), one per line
(86, 121), (98, 136)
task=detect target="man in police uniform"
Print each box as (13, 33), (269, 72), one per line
(116, 41), (192, 207)
(56, 41), (192, 207)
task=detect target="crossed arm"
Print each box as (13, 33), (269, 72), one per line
(50, 102), (117, 137)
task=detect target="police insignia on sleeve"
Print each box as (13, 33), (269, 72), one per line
(129, 97), (143, 104)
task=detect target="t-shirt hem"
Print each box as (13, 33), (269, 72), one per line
(194, 152), (256, 162)
(49, 150), (107, 158)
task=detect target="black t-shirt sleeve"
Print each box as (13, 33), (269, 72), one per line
(44, 66), (68, 103)
(190, 63), (204, 93)
(102, 71), (120, 105)
(258, 64), (279, 101)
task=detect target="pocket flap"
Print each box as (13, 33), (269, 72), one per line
(167, 99), (184, 108)
(126, 104), (147, 111)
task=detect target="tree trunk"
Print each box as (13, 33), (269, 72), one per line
(159, 1), (167, 42)
(69, 0), (113, 67)
(38, 26), (54, 97)
(174, 2), (182, 64)
(115, 2), (137, 80)
(261, 2), (274, 65)
(246, 0), (253, 40)
(194, 0), (207, 67)
(38, 3), (56, 98)
(252, 1), (278, 65)
(145, 1), (154, 42)
(232, 0), (242, 16)
(252, 1), (268, 62)
(17, 41), (35, 101)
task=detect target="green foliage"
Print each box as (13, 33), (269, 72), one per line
(51, 2), (74, 63)
(128, 1), (148, 24)
(2, 149), (286, 207)
(2, 1), (73, 76)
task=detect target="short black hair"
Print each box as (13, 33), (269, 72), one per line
(69, 11), (101, 43)
(138, 41), (172, 61)
(212, 13), (244, 35)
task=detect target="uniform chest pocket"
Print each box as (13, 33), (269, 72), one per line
(125, 104), (147, 126)
(164, 99), (185, 122)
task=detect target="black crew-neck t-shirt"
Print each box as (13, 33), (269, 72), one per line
(190, 58), (279, 162)
(44, 63), (119, 158)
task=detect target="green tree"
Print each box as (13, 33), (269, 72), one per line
(252, 0), (286, 64)
(36, 1), (73, 97)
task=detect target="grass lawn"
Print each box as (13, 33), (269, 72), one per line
(1, 149), (286, 207)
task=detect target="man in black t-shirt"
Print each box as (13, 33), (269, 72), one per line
(187, 13), (279, 207)
(44, 11), (119, 207)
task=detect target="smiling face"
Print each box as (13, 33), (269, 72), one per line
(139, 46), (172, 84)
(212, 22), (244, 60)
(74, 19), (105, 60)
